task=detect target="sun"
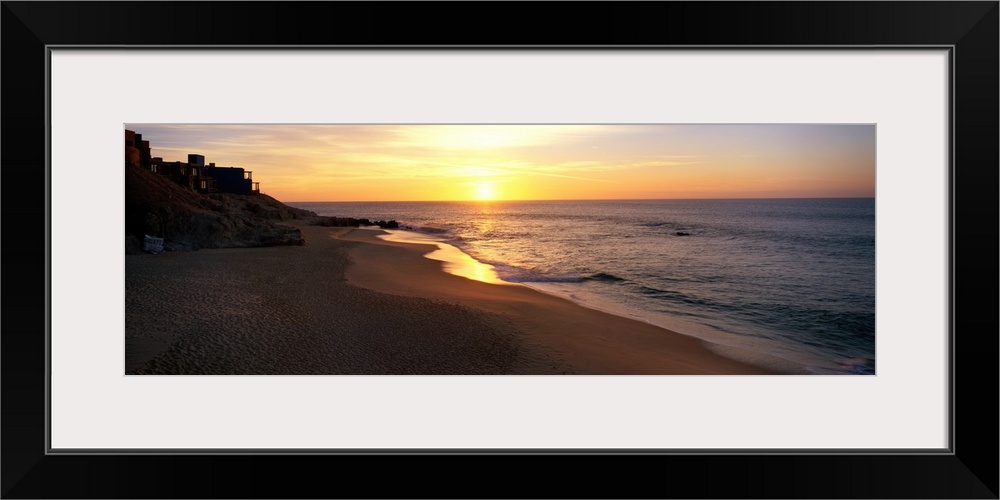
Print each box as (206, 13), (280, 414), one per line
(474, 182), (496, 201)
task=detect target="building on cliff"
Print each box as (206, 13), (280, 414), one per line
(126, 129), (261, 195)
(204, 165), (259, 195)
(124, 129), (151, 168)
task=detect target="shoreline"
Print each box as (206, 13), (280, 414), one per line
(126, 220), (538, 375)
(336, 224), (779, 374)
(124, 220), (782, 374)
(375, 227), (809, 374)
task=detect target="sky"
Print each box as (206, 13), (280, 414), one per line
(127, 124), (876, 202)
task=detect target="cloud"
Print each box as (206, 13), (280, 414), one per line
(126, 124), (872, 201)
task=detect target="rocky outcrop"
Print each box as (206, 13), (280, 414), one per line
(125, 161), (315, 253)
(149, 209), (307, 252)
(309, 217), (401, 229)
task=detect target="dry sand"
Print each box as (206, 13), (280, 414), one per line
(125, 221), (775, 374)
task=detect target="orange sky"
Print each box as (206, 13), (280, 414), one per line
(129, 124), (876, 202)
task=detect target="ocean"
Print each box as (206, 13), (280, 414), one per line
(288, 198), (876, 375)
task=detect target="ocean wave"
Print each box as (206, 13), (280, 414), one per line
(492, 265), (585, 283)
(489, 266), (629, 284)
(400, 223), (452, 235)
(583, 272), (626, 283)
(638, 285), (683, 297)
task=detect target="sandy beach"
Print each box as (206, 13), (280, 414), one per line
(125, 220), (775, 375)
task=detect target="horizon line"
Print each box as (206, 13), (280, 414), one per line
(279, 196), (877, 204)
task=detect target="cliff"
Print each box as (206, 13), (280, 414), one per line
(125, 159), (316, 253)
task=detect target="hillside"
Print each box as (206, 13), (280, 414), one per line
(125, 159), (316, 253)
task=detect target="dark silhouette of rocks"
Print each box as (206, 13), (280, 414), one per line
(309, 216), (373, 228)
(675, 231), (691, 236)
(309, 217), (401, 230)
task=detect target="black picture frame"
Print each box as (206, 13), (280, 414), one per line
(3, 2), (996, 498)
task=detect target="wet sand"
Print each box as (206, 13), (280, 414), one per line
(125, 221), (774, 374)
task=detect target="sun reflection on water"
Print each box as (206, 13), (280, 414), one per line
(375, 230), (509, 285)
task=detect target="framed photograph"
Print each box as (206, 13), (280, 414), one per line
(4, 2), (996, 498)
